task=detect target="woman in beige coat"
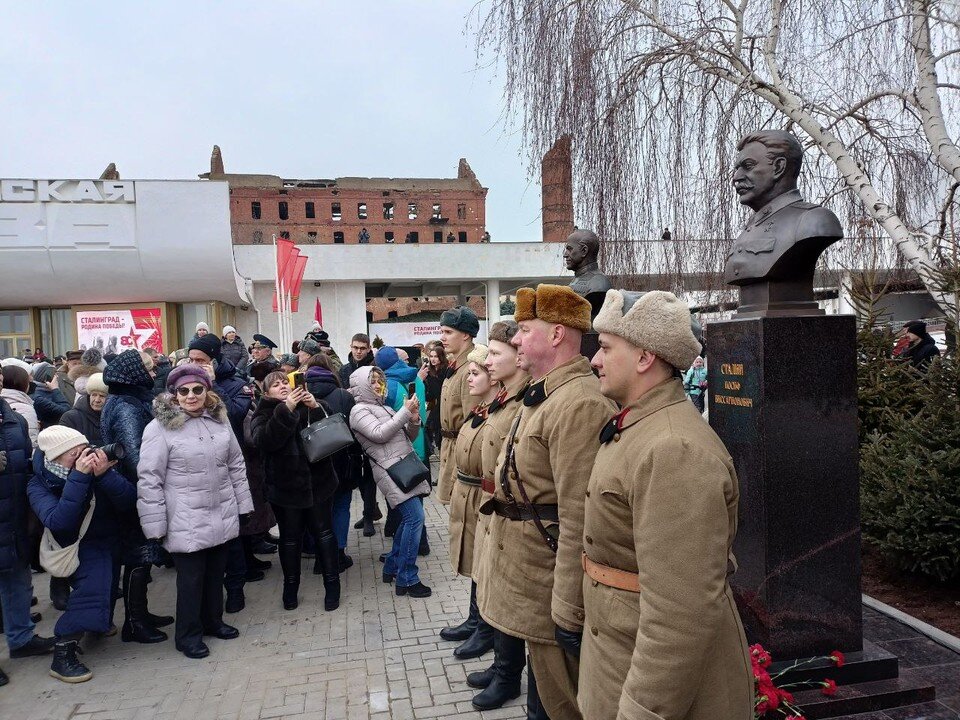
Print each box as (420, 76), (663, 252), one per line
(440, 345), (498, 660)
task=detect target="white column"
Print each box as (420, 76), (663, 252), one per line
(837, 271), (856, 317)
(486, 278), (501, 325)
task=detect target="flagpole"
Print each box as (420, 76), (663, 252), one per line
(272, 234), (284, 352)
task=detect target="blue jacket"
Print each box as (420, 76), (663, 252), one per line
(30, 384), (71, 426)
(102, 349), (156, 483)
(28, 451), (136, 548)
(0, 399), (33, 571)
(214, 358), (253, 441)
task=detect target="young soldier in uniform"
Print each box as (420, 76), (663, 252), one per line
(436, 306), (479, 504)
(475, 285), (615, 720)
(582, 290), (753, 720)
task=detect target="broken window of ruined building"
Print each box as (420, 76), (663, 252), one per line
(334, 231), (344, 244)
(307, 231), (317, 243)
(253, 230), (263, 244)
(280, 231), (290, 239)
(358, 228), (370, 244)
(279, 201), (289, 220)
(305, 202), (315, 219)
(432, 203), (441, 219)
(457, 203), (466, 220)
(446, 232), (455, 243)
(358, 203), (368, 220)
(434, 231), (443, 243)
(332, 202), (342, 221)
(458, 231), (468, 243)
(383, 202), (394, 220)
(385, 231), (395, 243)
(408, 203), (417, 220)
(251, 201), (261, 220)
(406, 231), (419, 244)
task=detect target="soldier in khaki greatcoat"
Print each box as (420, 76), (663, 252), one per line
(437, 306), (478, 505)
(441, 344), (497, 661)
(581, 289), (753, 720)
(468, 321), (529, 712)
(475, 285), (615, 720)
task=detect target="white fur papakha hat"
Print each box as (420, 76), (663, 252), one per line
(593, 289), (702, 370)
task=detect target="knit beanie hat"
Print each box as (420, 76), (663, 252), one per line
(31, 361), (56, 383)
(440, 306), (480, 337)
(515, 284), (592, 333)
(905, 320), (927, 337)
(103, 349), (154, 389)
(86, 372), (108, 396)
(299, 339), (322, 356)
(593, 289), (702, 370)
(38, 426), (88, 460)
(222, 325), (236, 336)
(375, 346), (400, 370)
(80, 347), (106, 370)
(166, 364), (213, 392)
(188, 333), (222, 361)
(196, 322), (209, 332)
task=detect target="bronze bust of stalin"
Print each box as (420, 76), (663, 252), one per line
(564, 229), (612, 318)
(724, 130), (843, 318)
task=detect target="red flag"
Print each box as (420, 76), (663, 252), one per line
(314, 297), (323, 327)
(272, 239), (299, 312)
(289, 255), (309, 312)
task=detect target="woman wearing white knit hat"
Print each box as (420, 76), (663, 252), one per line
(219, 325), (249, 375)
(28, 426), (136, 683)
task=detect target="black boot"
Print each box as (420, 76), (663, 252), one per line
(362, 517), (376, 537)
(338, 549), (353, 572)
(466, 662), (495, 689)
(472, 630), (525, 710)
(454, 615), (495, 659)
(121, 566), (168, 644)
(316, 530), (341, 611)
(383, 508), (399, 538)
(279, 539), (301, 610)
(49, 576), (70, 612)
(142, 567), (174, 627)
(0, 666), (7, 686)
(225, 588), (245, 614)
(418, 526), (430, 556)
(440, 582), (479, 642)
(243, 535), (272, 571)
(526, 656), (549, 720)
(49, 638), (92, 683)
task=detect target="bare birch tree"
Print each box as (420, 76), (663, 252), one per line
(473, 0), (960, 313)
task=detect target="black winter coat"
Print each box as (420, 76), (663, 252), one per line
(306, 368), (359, 492)
(59, 395), (103, 446)
(214, 359), (253, 441)
(903, 335), (941, 369)
(339, 351), (374, 389)
(0, 399), (33, 572)
(251, 396), (339, 509)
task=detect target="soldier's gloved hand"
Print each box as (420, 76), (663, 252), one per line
(0, 450), (7, 473)
(554, 625), (582, 658)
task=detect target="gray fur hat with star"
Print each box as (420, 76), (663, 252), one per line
(593, 289), (702, 370)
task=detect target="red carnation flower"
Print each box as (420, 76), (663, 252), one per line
(830, 650), (845, 667)
(822, 678), (838, 696)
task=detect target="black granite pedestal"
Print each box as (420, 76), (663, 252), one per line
(707, 315), (937, 715)
(708, 315), (862, 657)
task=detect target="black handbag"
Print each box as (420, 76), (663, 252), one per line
(382, 452), (431, 493)
(300, 404), (355, 463)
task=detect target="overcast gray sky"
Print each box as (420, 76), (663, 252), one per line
(0, 2), (543, 242)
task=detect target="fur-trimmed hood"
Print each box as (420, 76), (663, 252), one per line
(68, 364), (102, 382)
(152, 391), (228, 430)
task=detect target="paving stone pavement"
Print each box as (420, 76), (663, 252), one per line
(0, 494), (527, 720)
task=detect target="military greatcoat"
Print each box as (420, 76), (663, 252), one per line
(437, 344), (476, 504)
(475, 356), (614, 643)
(473, 373), (528, 586)
(448, 401), (488, 576)
(579, 378), (753, 720)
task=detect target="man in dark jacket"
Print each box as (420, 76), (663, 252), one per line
(30, 363), (71, 427)
(0, 394), (56, 686)
(339, 333), (383, 533)
(901, 320), (941, 369)
(55, 350), (83, 407)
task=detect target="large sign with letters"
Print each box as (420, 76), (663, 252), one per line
(77, 308), (164, 354)
(0, 179), (135, 202)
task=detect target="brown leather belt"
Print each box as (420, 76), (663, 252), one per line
(481, 476), (495, 494)
(456, 471), (482, 487)
(486, 497), (559, 523)
(582, 553), (641, 593)
(441, 429), (459, 439)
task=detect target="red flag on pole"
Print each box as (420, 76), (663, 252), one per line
(272, 239), (299, 312)
(289, 255), (309, 312)
(314, 297), (323, 327)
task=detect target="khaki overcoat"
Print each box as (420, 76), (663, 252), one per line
(437, 344), (476, 503)
(472, 373), (528, 586)
(475, 356), (614, 644)
(448, 402), (487, 576)
(579, 378), (753, 720)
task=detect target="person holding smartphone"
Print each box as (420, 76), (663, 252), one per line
(251, 372), (341, 612)
(29, 427), (137, 682)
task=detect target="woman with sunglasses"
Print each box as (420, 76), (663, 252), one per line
(137, 365), (253, 660)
